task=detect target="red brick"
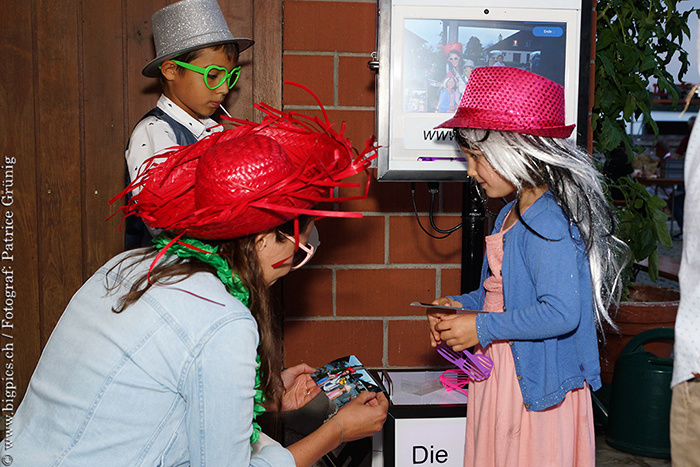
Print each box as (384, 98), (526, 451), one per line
(442, 182), (465, 213)
(325, 109), (376, 155)
(283, 55), (335, 106)
(488, 196), (510, 216)
(340, 171), (459, 216)
(338, 56), (375, 107)
(341, 174), (463, 217)
(283, 319), (383, 367)
(284, 2), (376, 53)
(388, 320), (445, 367)
(341, 174), (465, 217)
(389, 215), (462, 264)
(336, 269), (436, 316)
(278, 108), (376, 156)
(371, 181), (463, 213)
(282, 269), (333, 318)
(373, 181), (426, 213)
(313, 216), (384, 265)
(338, 170), (382, 213)
(440, 267), (463, 297)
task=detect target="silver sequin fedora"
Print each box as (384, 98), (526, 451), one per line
(142, 0), (254, 78)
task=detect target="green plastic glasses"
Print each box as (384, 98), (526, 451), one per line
(170, 60), (241, 90)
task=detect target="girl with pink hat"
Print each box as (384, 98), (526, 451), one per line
(4, 98), (387, 466)
(427, 67), (629, 466)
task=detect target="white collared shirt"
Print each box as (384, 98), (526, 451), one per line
(125, 94), (222, 183)
(672, 98), (700, 387)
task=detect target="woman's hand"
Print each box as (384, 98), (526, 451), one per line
(434, 313), (479, 352)
(332, 391), (389, 442)
(286, 391), (389, 467)
(278, 363), (322, 412)
(426, 297), (462, 347)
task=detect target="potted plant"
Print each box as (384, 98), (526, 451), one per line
(599, 176), (680, 382)
(613, 176), (672, 285)
(592, 0), (695, 382)
(592, 0), (695, 158)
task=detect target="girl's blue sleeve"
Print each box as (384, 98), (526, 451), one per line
(447, 289), (484, 310)
(447, 254), (488, 310)
(183, 316), (296, 467)
(480, 217), (584, 345)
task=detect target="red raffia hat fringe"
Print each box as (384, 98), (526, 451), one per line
(110, 82), (378, 240)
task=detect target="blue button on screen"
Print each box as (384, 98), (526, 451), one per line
(533, 26), (564, 37)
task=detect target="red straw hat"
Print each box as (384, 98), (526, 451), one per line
(112, 84), (376, 240)
(436, 66), (575, 138)
(442, 42), (463, 56)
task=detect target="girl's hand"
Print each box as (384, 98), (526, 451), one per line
(278, 363), (322, 412)
(434, 313), (479, 352)
(426, 297), (462, 347)
(332, 391), (389, 442)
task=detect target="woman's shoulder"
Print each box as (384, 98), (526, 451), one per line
(148, 271), (258, 349)
(152, 270), (252, 315)
(98, 250), (255, 328)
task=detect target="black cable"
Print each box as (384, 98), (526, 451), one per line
(411, 182), (462, 239)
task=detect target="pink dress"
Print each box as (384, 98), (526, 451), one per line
(463, 222), (596, 466)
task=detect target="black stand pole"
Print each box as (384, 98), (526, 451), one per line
(461, 179), (485, 294)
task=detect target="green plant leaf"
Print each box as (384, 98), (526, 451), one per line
(647, 195), (667, 210)
(637, 225), (658, 259)
(594, 0), (693, 294)
(597, 27), (616, 50)
(647, 249), (660, 282)
(655, 217), (673, 247)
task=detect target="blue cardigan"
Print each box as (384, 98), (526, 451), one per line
(450, 191), (602, 411)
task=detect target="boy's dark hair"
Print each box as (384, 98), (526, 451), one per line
(158, 43), (240, 87)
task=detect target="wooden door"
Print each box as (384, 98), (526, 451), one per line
(0, 0), (282, 407)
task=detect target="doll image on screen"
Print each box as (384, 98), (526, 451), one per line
(311, 355), (386, 408)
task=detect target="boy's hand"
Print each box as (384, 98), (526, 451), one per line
(426, 297), (462, 347)
(434, 313), (479, 352)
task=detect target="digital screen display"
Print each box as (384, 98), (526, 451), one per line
(402, 18), (567, 115)
(376, 2), (584, 180)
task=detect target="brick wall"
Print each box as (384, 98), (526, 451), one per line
(281, 0), (465, 370)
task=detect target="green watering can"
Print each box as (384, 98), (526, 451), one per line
(591, 327), (674, 459)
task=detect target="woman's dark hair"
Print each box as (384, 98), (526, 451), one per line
(109, 214), (314, 408)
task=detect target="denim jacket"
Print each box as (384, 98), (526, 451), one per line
(2, 251), (295, 466)
(450, 192), (602, 411)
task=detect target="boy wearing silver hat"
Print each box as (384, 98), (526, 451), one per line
(124, 0), (253, 248)
(125, 0), (253, 188)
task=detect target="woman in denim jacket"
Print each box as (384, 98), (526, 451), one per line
(427, 67), (628, 466)
(3, 101), (387, 467)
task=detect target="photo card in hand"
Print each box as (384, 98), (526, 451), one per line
(310, 355), (386, 408)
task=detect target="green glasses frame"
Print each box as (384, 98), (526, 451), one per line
(169, 60), (241, 90)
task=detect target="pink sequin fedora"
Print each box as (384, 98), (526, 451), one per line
(436, 66), (575, 138)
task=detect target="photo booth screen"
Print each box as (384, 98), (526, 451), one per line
(402, 19), (567, 114)
(376, 2), (585, 181)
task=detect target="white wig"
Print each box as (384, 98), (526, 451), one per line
(456, 128), (630, 332)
